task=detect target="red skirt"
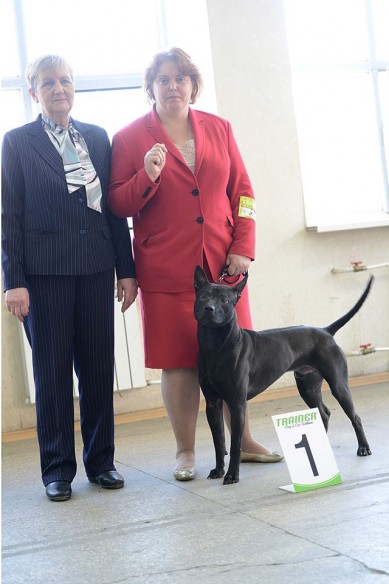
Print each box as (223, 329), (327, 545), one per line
(139, 284), (253, 369)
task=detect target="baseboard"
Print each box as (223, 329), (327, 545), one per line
(2, 372), (388, 443)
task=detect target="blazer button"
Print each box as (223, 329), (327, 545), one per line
(192, 188), (199, 196)
(79, 229), (87, 235)
(196, 216), (204, 224)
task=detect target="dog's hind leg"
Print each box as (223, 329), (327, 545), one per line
(324, 374), (371, 456)
(329, 380), (371, 456)
(316, 349), (371, 456)
(300, 350), (371, 456)
(204, 396), (226, 479)
(294, 370), (331, 430)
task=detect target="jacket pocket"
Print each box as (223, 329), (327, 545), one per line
(24, 229), (56, 236)
(139, 227), (168, 246)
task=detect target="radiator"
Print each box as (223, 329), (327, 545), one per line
(20, 298), (146, 404)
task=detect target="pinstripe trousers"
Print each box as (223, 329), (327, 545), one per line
(23, 269), (116, 486)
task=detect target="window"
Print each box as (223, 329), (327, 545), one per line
(0, 0), (216, 396)
(284, 0), (389, 231)
(0, 0), (216, 138)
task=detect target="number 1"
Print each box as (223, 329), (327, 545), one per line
(295, 433), (319, 476)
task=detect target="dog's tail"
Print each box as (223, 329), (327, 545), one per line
(325, 276), (374, 337)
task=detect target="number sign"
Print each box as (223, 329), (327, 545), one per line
(272, 407), (342, 493)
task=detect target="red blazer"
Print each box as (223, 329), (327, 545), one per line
(109, 107), (256, 292)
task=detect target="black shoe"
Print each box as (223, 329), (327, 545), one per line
(88, 470), (124, 489)
(45, 481), (72, 501)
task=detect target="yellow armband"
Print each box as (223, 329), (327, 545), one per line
(238, 196), (256, 221)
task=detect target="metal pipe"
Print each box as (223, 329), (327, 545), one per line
(345, 344), (389, 357)
(331, 261), (389, 274)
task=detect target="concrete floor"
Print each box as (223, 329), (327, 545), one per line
(2, 381), (389, 584)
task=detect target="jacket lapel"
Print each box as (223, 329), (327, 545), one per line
(146, 108), (180, 161)
(147, 107), (205, 175)
(26, 116), (65, 179)
(189, 109), (205, 176)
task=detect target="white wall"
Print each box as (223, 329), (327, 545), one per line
(2, 0), (388, 433)
(206, 0), (389, 385)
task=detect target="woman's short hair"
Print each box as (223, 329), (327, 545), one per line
(25, 55), (74, 90)
(144, 47), (203, 104)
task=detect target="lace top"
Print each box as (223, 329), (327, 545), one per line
(175, 139), (196, 173)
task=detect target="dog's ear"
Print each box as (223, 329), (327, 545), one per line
(233, 272), (248, 302)
(194, 265), (209, 291)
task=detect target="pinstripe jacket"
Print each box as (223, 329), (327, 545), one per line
(1, 115), (135, 291)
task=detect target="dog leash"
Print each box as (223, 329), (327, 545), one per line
(218, 266), (249, 284)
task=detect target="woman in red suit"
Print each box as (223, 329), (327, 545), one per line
(109, 48), (282, 480)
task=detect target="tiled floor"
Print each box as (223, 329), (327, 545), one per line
(2, 381), (389, 583)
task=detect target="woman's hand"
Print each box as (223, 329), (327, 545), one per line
(226, 254), (251, 276)
(5, 287), (30, 322)
(117, 278), (138, 313)
(144, 143), (168, 182)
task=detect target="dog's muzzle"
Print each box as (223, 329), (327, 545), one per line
(196, 303), (227, 326)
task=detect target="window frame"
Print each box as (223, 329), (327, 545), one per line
(0, 0), (158, 123)
(1, 0), (217, 138)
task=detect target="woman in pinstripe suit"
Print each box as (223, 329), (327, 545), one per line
(1, 55), (137, 501)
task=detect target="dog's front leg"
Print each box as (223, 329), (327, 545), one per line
(224, 402), (246, 485)
(205, 397), (226, 479)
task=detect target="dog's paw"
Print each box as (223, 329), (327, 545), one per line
(223, 474), (239, 485)
(208, 468), (225, 479)
(357, 445), (372, 456)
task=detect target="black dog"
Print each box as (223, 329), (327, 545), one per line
(194, 266), (373, 485)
